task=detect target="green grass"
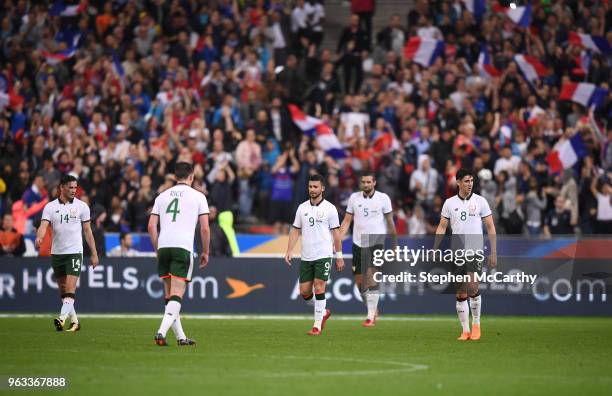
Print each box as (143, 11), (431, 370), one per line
(1, 316), (611, 395)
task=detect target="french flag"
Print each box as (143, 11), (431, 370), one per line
(403, 37), (445, 67)
(546, 134), (587, 173)
(568, 32), (612, 55)
(514, 54), (551, 86)
(493, 2), (532, 28)
(559, 82), (608, 109)
(462, 0), (486, 23)
(287, 104), (346, 159)
(40, 46), (77, 65)
(49, 1), (87, 17)
(478, 45), (501, 78)
(0, 92), (23, 109)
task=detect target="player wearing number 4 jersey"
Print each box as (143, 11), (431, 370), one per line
(36, 174), (99, 333)
(148, 162), (210, 347)
(285, 174), (345, 335)
(435, 169), (497, 341)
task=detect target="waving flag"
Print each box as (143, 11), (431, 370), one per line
(287, 104), (346, 159)
(403, 37), (445, 67)
(462, 0), (486, 23)
(568, 32), (612, 55)
(478, 45), (501, 78)
(49, 1), (87, 17)
(514, 54), (551, 86)
(572, 51), (592, 78)
(546, 134), (587, 173)
(493, 2), (532, 28)
(0, 92), (24, 109)
(559, 82), (608, 109)
(40, 46), (77, 65)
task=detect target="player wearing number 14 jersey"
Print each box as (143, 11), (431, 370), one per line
(148, 162), (210, 346)
(36, 174), (99, 332)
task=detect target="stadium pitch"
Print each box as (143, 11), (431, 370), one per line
(1, 315), (611, 395)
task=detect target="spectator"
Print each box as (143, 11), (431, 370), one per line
(590, 176), (612, 234)
(270, 149), (300, 234)
(208, 206), (232, 257)
(544, 196), (575, 236)
(0, 214), (25, 257)
(524, 178), (547, 236)
(410, 154), (439, 206)
(235, 129), (262, 219)
(108, 232), (140, 257)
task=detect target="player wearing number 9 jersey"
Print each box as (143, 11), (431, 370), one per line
(285, 174), (345, 336)
(36, 174), (99, 333)
(148, 162), (210, 346)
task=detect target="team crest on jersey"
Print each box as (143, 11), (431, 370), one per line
(69, 208), (78, 218)
(316, 211), (324, 220)
(469, 205), (477, 216)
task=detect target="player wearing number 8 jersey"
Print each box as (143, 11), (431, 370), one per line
(285, 174), (345, 335)
(435, 169), (497, 341)
(148, 162), (210, 346)
(36, 174), (99, 333)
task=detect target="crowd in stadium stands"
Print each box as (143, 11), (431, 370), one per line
(0, 0), (611, 257)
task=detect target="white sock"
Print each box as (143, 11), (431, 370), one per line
(470, 294), (482, 325)
(158, 300), (181, 337)
(303, 294), (314, 307)
(59, 298), (74, 321)
(313, 295), (326, 329)
(172, 314), (187, 340)
(366, 291), (380, 321)
(69, 306), (78, 324)
(456, 299), (470, 333)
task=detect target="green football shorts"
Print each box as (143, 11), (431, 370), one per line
(299, 258), (333, 282)
(52, 253), (83, 278)
(157, 247), (194, 282)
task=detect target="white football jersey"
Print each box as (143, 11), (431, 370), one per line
(151, 183), (209, 253)
(41, 198), (91, 255)
(346, 190), (393, 247)
(292, 199), (340, 261)
(441, 192), (492, 234)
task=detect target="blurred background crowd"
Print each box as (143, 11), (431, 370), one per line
(0, 0), (610, 257)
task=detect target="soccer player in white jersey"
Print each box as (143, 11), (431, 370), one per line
(35, 174), (99, 332)
(148, 162), (210, 346)
(435, 169), (497, 341)
(339, 171), (397, 327)
(285, 174), (345, 335)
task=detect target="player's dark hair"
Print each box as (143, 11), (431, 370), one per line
(60, 174), (77, 186)
(455, 168), (474, 181)
(120, 231), (129, 242)
(308, 173), (325, 185)
(360, 170), (376, 180)
(175, 162), (194, 181)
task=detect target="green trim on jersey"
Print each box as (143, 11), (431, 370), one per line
(299, 258), (333, 282)
(52, 253), (83, 278)
(157, 247), (194, 281)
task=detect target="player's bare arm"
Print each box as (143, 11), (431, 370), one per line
(35, 219), (49, 249)
(385, 212), (398, 249)
(339, 212), (353, 239)
(483, 215), (497, 268)
(332, 228), (345, 272)
(82, 221), (99, 268)
(285, 226), (300, 266)
(199, 214), (210, 268)
(433, 216), (449, 250)
(147, 214), (159, 251)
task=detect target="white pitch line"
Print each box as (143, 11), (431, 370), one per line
(0, 313), (454, 321)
